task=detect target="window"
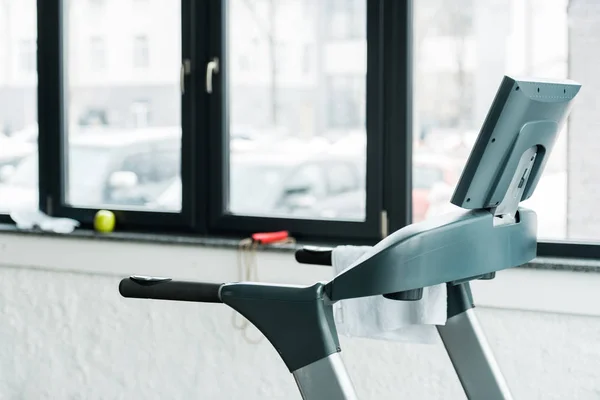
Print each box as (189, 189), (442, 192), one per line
(273, 164), (329, 218)
(56, 0), (181, 216)
(327, 76), (365, 129)
(274, 43), (287, 74)
(89, 0), (105, 8)
(130, 100), (150, 128)
(327, 0), (366, 40)
(133, 35), (150, 68)
(23, 1), (599, 258)
(88, 0), (106, 22)
(27, 0), (382, 241)
(78, 108), (108, 127)
(222, 0), (377, 241)
(89, 36), (106, 71)
(326, 162), (360, 196)
(238, 54), (250, 71)
(19, 39), (36, 73)
(302, 44), (312, 75)
(101, 149), (179, 210)
(0, 0), (38, 216)
(413, 0), (576, 242)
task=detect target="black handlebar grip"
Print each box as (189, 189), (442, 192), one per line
(119, 276), (223, 303)
(295, 246), (333, 266)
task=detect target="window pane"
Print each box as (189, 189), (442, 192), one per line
(227, 0), (367, 221)
(0, 0), (38, 214)
(413, 0), (581, 241)
(64, 0), (182, 212)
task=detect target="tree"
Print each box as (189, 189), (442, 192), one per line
(448, 0), (473, 129)
(414, 0), (474, 130)
(241, 0), (279, 126)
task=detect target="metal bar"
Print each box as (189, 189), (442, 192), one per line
(492, 146), (538, 225)
(437, 309), (513, 400)
(537, 241), (600, 259)
(36, 0), (64, 216)
(383, 0), (413, 231)
(292, 353), (358, 400)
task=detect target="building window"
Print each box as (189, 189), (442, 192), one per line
(89, 0), (105, 7)
(130, 100), (150, 128)
(78, 108), (109, 127)
(412, 0), (578, 241)
(19, 39), (36, 73)
(327, 0), (366, 40)
(302, 44), (312, 75)
(326, 76), (364, 129)
(238, 54), (250, 71)
(88, 0), (105, 14)
(89, 36), (106, 71)
(57, 0), (182, 213)
(133, 35), (150, 68)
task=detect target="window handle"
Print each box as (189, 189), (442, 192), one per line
(206, 57), (219, 94)
(180, 59), (191, 94)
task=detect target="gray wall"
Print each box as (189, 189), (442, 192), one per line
(0, 233), (598, 399)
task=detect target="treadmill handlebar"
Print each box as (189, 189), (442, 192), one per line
(119, 276), (223, 303)
(294, 246), (333, 266)
(295, 246), (425, 301)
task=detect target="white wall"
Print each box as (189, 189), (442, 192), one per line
(0, 233), (599, 399)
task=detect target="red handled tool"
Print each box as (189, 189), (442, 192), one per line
(251, 230), (290, 244)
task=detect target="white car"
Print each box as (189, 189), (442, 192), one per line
(0, 128), (181, 212)
(150, 150), (365, 219)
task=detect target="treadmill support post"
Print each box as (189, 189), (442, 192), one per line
(437, 283), (513, 400)
(293, 353), (358, 400)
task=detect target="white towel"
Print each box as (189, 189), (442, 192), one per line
(332, 245), (447, 344)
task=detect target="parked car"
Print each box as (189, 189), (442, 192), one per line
(309, 189), (365, 221)
(150, 145), (460, 224)
(269, 153), (364, 219)
(309, 153), (460, 223)
(100, 130), (181, 207)
(0, 135), (36, 178)
(0, 128), (181, 211)
(412, 153), (461, 222)
(149, 149), (365, 219)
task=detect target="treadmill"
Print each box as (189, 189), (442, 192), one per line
(119, 75), (581, 400)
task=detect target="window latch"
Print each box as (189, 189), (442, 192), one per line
(180, 59), (191, 95)
(381, 210), (389, 238)
(206, 57), (219, 94)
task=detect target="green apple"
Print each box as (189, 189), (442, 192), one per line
(94, 210), (116, 233)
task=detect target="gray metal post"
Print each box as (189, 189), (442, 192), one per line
(293, 353), (359, 400)
(437, 309), (513, 400)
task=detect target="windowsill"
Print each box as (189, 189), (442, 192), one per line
(0, 223), (599, 273)
(0, 223), (302, 253)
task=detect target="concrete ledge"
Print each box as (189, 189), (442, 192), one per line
(1, 224), (598, 273)
(1, 225), (600, 318)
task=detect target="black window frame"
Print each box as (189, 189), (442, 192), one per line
(0, 0), (591, 260)
(37, 0), (201, 233)
(205, 0), (385, 244)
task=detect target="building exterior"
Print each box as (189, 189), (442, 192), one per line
(0, 0), (37, 135)
(0, 0), (368, 138)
